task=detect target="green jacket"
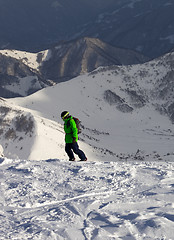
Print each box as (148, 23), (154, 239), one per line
(64, 116), (78, 143)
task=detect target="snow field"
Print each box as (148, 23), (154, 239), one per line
(4, 76), (42, 97)
(1, 158), (174, 240)
(9, 64), (174, 160)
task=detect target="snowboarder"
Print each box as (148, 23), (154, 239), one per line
(61, 111), (87, 161)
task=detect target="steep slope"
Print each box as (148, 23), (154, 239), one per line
(0, 38), (148, 91)
(0, 98), (81, 160)
(9, 51), (174, 161)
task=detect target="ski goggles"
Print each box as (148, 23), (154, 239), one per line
(62, 112), (69, 120)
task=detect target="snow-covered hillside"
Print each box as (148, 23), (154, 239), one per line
(0, 157), (174, 239)
(0, 37), (148, 96)
(0, 50), (52, 98)
(1, 43), (174, 240)
(0, 98), (93, 160)
(7, 51), (174, 161)
(0, 49), (51, 71)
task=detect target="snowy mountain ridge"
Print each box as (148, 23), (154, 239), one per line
(39, 37), (149, 83)
(0, 37), (148, 98)
(0, 49), (50, 71)
(0, 51), (51, 98)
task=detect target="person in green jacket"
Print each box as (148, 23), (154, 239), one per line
(61, 111), (87, 161)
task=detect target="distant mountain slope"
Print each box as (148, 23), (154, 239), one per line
(80, 0), (174, 58)
(0, 0), (174, 58)
(0, 0), (116, 51)
(8, 51), (174, 161)
(0, 37), (148, 97)
(0, 53), (50, 98)
(39, 37), (149, 82)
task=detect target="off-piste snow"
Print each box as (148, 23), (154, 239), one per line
(0, 157), (174, 240)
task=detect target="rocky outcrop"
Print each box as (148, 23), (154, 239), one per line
(104, 90), (133, 113)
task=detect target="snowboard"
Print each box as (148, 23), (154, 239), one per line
(69, 159), (87, 162)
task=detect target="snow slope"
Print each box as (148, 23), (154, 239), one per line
(0, 49), (51, 71)
(1, 47), (174, 240)
(0, 157), (174, 240)
(0, 98), (93, 160)
(8, 53), (174, 161)
(0, 98), (64, 160)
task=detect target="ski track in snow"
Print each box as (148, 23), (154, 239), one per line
(0, 158), (174, 240)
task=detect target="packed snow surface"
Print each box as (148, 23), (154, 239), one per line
(0, 157), (174, 240)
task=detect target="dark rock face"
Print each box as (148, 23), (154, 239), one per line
(168, 103), (174, 123)
(104, 90), (124, 105)
(104, 90), (133, 113)
(126, 90), (146, 108)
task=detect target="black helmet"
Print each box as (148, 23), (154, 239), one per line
(61, 111), (69, 119)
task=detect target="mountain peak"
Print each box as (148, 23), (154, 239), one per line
(40, 37), (149, 82)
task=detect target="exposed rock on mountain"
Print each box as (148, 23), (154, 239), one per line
(125, 89), (146, 108)
(104, 90), (134, 113)
(40, 37), (149, 82)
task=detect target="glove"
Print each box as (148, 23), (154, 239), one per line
(72, 137), (76, 144)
